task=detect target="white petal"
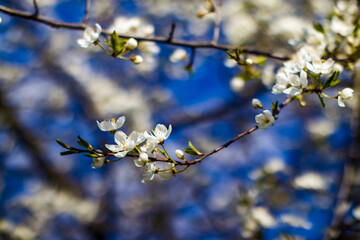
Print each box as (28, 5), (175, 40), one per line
(114, 151), (127, 158)
(283, 87), (302, 96)
(338, 97), (345, 107)
(115, 116), (125, 128)
(105, 144), (122, 152)
(164, 124), (172, 139)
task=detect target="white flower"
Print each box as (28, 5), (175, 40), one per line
(159, 163), (175, 181)
(272, 70), (291, 94)
(175, 149), (184, 159)
(252, 98), (263, 109)
(131, 55), (143, 64)
(330, 16), (353, 37)
(338, 88), (354, 107)
(306, 57), (334, 75)
(134, 152), (148, 167)
(170, 49), (187, 63)
(77, 23), (102, 48)
(230, 76), (245, 92)
(126, 38), (138, 50)
(283, 70), (308, 96)
(142, 162), (156, 183)
(252, 207), (276, 228)
(145, 124), (172, 144)
(105, 131), (136, 158)
(129, 131), (147, 145)
(97, 116), (125, 132)
(255, 110), (275, 130)
(293, 172), (328, 190)
(91, 152), (105, 169)
(140, 141), (157, 157)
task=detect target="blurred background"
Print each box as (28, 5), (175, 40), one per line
(0, 0), (359, 239)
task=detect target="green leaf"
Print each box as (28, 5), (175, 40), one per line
(56, 139), (70, 149)
(60, 150), (77, 156)
(308, 72), (321, 86)
(271, 100), (279, 115)
(188, 141), (202, 155)
(77, 135), (92, 149)
(84, 153), (100, 158)
(322, 71), (340, 90)
(226, 51), (236, 60)
(110, 31), (124, 56)
(184, 147), (199, 155)
(316, 93), (326, 108)
(313, 22), (325, 34)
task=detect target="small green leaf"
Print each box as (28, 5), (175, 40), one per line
(110, 31), (124, 56)
(84, 153), (100, 158)
(308, 72), (322, 86)
(322, 71), (340, 89)
(184, 147), (199, 155)
(77, 135), (92, 149)
(226, 51), (236, 60)
(316, 93), (326, 108)
(313, 22), (325, 34)
(188, 141), (202, 155)
(271, 100), (279, 115)
(60, 150), (77, 156)
(56, 139), (70, 149)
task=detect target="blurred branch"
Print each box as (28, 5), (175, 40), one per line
(324, 63), (360, 239)
(212, 0), (223, 44)
(0, 87), (84, 196)
(167, 21), (176, 42)
(0, 4), (289, 61)
(32, 0), (39, 16)
(83, 0), (91, 24)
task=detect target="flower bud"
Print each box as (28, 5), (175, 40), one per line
(131, 55), (143, 64)
(126, 38), (138, 50)
(252, 98), (263, 109)
(170, 49), (187, 63)
(139, 152), (149, 161)
(175, 149), (184, 159)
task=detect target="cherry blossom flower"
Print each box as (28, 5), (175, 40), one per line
(145, 124), (172, 144)
(252, 99), (263, 109)
(105, 131), (136, 158)
(272, 69), (291, 94)
(77, 23), (102, 48)
(159, 163), (175, 181)
(134, 152), (149, 167)
(282, 70), (308, 96)
(255, 110), (275, 130)
(338, 88), (354, 107)
(142, 162), (156, 183)
(97, 116), (125, 132)
(131, 55), (143, 64)
(306, 57), (334, 75)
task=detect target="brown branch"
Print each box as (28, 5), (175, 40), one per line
(0, 4), (289, 61)
(83, 0), (91, 25)
(212, 0), (223, 44)
(167, 21), (176, 42)
(32, 0), (39, 16)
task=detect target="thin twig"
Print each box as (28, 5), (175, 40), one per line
(0, 5), (289, 61)
(212, 0), (223, 44)
(83, 0), (91, 25)
(32, 0), (39, 16)
(167, 21), (176, 42)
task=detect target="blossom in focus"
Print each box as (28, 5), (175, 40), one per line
(272, 70), (291, 94)
(145, 124), (172, 144)
(170, 49), (187, 63)
(255, 110), (275, 130)
(77, 23), (102, 48)
(338, 88), (354, 107)
(105, 131), (136, 158)
(306, 57), (334, 75)
(142, 162), (156, 183)
(126, 38), (138, 50)
(159, 163), (175, 181)
(97, 116), (125, 132)
(282, 70), (308, 96)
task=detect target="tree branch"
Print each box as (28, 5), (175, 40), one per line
(0, 4), (289, 61)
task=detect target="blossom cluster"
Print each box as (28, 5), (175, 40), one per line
(95, 116), (175, 183)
